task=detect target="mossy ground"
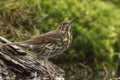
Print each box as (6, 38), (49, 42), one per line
(0, 0), (120, 79)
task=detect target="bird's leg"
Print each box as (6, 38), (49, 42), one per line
(47, 61), (58, 74)
(44, 58), (58, 77)
(44, 58), (52, 76)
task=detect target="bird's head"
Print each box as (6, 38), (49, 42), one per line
(57, 19), (73, 31)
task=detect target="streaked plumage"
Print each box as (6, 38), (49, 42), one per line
(2, 19), (73, 76)
(12, 19), (73, 58)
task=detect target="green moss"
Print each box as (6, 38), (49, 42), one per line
(0, 0), (120, 79)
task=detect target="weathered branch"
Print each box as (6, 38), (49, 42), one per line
(0, 36), (64, 80)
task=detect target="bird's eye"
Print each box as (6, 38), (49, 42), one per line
(62, 23), (67, 26)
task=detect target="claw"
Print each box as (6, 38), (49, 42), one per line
(44, 59), (58, 78)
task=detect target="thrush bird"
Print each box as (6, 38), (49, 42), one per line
(2, 19), (73, 76)
(10, 19), (73, 58)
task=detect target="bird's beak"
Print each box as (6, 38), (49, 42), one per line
(69, 19), (73, 25)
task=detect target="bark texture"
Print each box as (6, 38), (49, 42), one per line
(0, 36), (64, 80)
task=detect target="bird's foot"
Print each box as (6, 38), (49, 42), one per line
(44, 59), (58, 78)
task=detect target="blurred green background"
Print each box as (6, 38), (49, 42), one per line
(0, 0), (120, 79)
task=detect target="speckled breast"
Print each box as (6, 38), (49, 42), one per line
(42, 31), (72, 58)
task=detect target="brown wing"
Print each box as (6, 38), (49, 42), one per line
(15, 30), (62, 45)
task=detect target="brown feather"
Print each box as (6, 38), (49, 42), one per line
(13, 30), (63, 45)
